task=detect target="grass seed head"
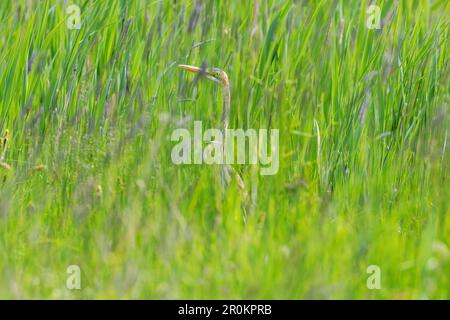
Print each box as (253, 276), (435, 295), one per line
(33, 164), (46, 172)
(0, 162), (12, 171)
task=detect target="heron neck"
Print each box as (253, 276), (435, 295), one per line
(221, 84), (230, 134)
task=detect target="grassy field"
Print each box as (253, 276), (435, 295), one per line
(0, 0), (448, 299)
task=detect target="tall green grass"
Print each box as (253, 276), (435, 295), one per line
(0, 0), (448, 298)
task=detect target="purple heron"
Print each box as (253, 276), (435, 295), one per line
(178, 64), (245, 190)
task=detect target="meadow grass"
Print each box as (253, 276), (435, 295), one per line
(0, 0), (448, 299)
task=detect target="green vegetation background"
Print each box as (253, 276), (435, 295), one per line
(0, 0), (448, 299)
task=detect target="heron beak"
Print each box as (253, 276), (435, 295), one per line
(178, 64), (217, 82)
(177, 64), (203, 74)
